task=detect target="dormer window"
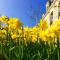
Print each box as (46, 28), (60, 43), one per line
(49, 1), (51, 6)
(49, 0), (54, 6)
(46, 2), (49, 11)
(51, 0), (53, 3)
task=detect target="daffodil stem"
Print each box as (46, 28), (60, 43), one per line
(21, 26), (24, 59)
(57, 37), (60, 60)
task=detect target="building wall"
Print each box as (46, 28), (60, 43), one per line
(42, 0), (60, 27)
(53, 1), (58, 22)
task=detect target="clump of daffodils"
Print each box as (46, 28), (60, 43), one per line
(0, 15), (60, 44)
(0, 16), (23, 42)
(8, 18), (23, 29)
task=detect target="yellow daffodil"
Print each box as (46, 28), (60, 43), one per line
(11, 33), (19, 39)
(0, 16), (9, 24)
(8, 17), (23, 29)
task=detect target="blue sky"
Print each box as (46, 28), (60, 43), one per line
(0, 0), (47, 27)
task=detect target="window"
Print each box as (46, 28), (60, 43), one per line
(58, 2), (60, 18)
(58, 12), (60, 18)
(58, 2), (60, 7)
(50, 12), (53, 25)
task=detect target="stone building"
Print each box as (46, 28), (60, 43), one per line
(42, 0), (60, 27)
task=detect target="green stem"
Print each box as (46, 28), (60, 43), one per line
(57, 37), (60, 60)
